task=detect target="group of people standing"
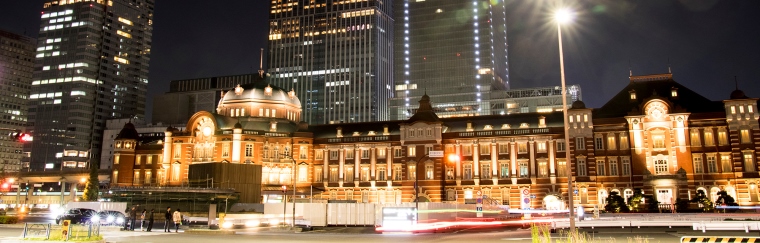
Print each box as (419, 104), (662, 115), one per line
(124, 206), (184, 233)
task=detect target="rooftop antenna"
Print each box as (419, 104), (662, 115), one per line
(258, 48), (264, 78)
(668, 57), (672, 74)
(735, 76), (738, 90)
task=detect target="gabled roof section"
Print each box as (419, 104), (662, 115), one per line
(407, 94), (441, 123)
(595, 73), (724, 118)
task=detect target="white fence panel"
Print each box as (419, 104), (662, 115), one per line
(298, 203), (327, 227)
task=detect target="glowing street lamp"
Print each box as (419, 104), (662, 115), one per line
(554, 7), (576, 231)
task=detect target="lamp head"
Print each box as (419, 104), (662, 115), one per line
(554, 8), (575, 24)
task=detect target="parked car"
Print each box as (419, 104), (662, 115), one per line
(55, 208), (98, 224)
(98, 210), (126, 226)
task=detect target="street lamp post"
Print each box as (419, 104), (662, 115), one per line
(555, 8), (576, 231)
(284, 154), (297, 228)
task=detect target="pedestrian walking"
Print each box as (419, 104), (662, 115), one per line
(123, 207), (131, 230)
(164, 207), (172, 232)
(146, 209), (155, 232)
(129, 206), (137, 231)
(172, 208), (182, 233)
(140, 209), (146, 231)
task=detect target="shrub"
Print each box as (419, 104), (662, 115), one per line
(0, 216), (19, 224)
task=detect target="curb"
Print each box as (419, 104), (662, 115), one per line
(184, 229), (236, 235)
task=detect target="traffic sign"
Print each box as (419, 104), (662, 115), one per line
(573, 189), (578, 195)
(522, 188), (530, 196)
(477, 190), (482, 196)
(476, 198), (482, 204)
(523, 198), (530, 204)
(530, 195), (536, 199)
(476, 207), (482, 212)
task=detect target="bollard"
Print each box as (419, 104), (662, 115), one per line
(88, 223), (92, 238)
(22, 223), (28, 238)
(46, 223), (51, 240)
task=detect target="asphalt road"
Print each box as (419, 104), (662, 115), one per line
(0, 225), (758, 243)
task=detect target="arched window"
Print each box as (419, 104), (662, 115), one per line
(598, 189), (608, 205)
(710, 187), (720, 203)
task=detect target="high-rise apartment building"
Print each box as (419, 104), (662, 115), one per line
(25, 0), (154, 171)
(390, 0), (510, 120)
(268, 0), (394, 124)
(0, 29), (36, 172)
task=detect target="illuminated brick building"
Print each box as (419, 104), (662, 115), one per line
(112, 73), (759, 208)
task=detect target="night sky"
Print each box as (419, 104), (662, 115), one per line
(1, 0), (758, 122)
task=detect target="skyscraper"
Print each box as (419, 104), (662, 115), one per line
(268, 0), (394, 124)
(26, 0), (154, 171)
(391, 0), (510, 120)
(0, 29), (36, 173)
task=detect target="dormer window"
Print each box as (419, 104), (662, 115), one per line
(264, 84), (273, 96)
(368, 131), (376, 136)
(670, 87), (678, 98)
(484, 125), (493, 130)
(629, 90), (637, 100)
(288, 89), (296, 99)
(353, 131), (361, 137)
(520, 123), (529, 128)
(538, 116), (546, 128)
(501, 124), (511, 129)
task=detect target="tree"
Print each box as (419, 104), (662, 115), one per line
(82, 163), (99, 201)
(604, 191), (629, 213)
(627, 189), (645, 212)
(690, 189), (713, 211)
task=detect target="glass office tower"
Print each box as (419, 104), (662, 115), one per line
(268, 0), (394, 124)
(26, 0), (154, 171)
(0, 29), (36, 172)
(391, 0), (510, 119)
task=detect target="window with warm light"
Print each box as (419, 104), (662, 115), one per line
(329, 167), (338, 182)
(133, 170), (140, 185)
(408, 165), (416, 180)
(653, 134), (665, 149)
(690, 129), (701, 146)
(346, 149), (354, 159)
(171, 163), (180, 182)
(741, 130), (751, 144)
(145, 171), (152, 184)
(173, 144), (181, 158)
(718, 129), (728, 145)
(361, 167), (369, 181)
(704, 129), (715, 146)
(408, 147), (416, 157)
(721, 154), (732, 173)
(114, 156), (119, 165)
(300, 146), (308, 159)
(537, 142), (547, 153)
(744, 151), (756, 172)
(518, 143), (527, 154)
(620, 135), (629, 150)
(622, 157), (631, 175)
(377, 148), (386, 158)
(538, 161), (548, 177)
(112, 170), (118, 183)
(222, 143), (230, 157)
(361, 149), (369, 159)
(557, 160), (566, 177)
(426, 164), (434, 179)
(329, 150), (338, 160)
(345, 167), (354, 183)
(607, 135), (617, 150)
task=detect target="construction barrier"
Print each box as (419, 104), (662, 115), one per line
(681, 236), (760, 243)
